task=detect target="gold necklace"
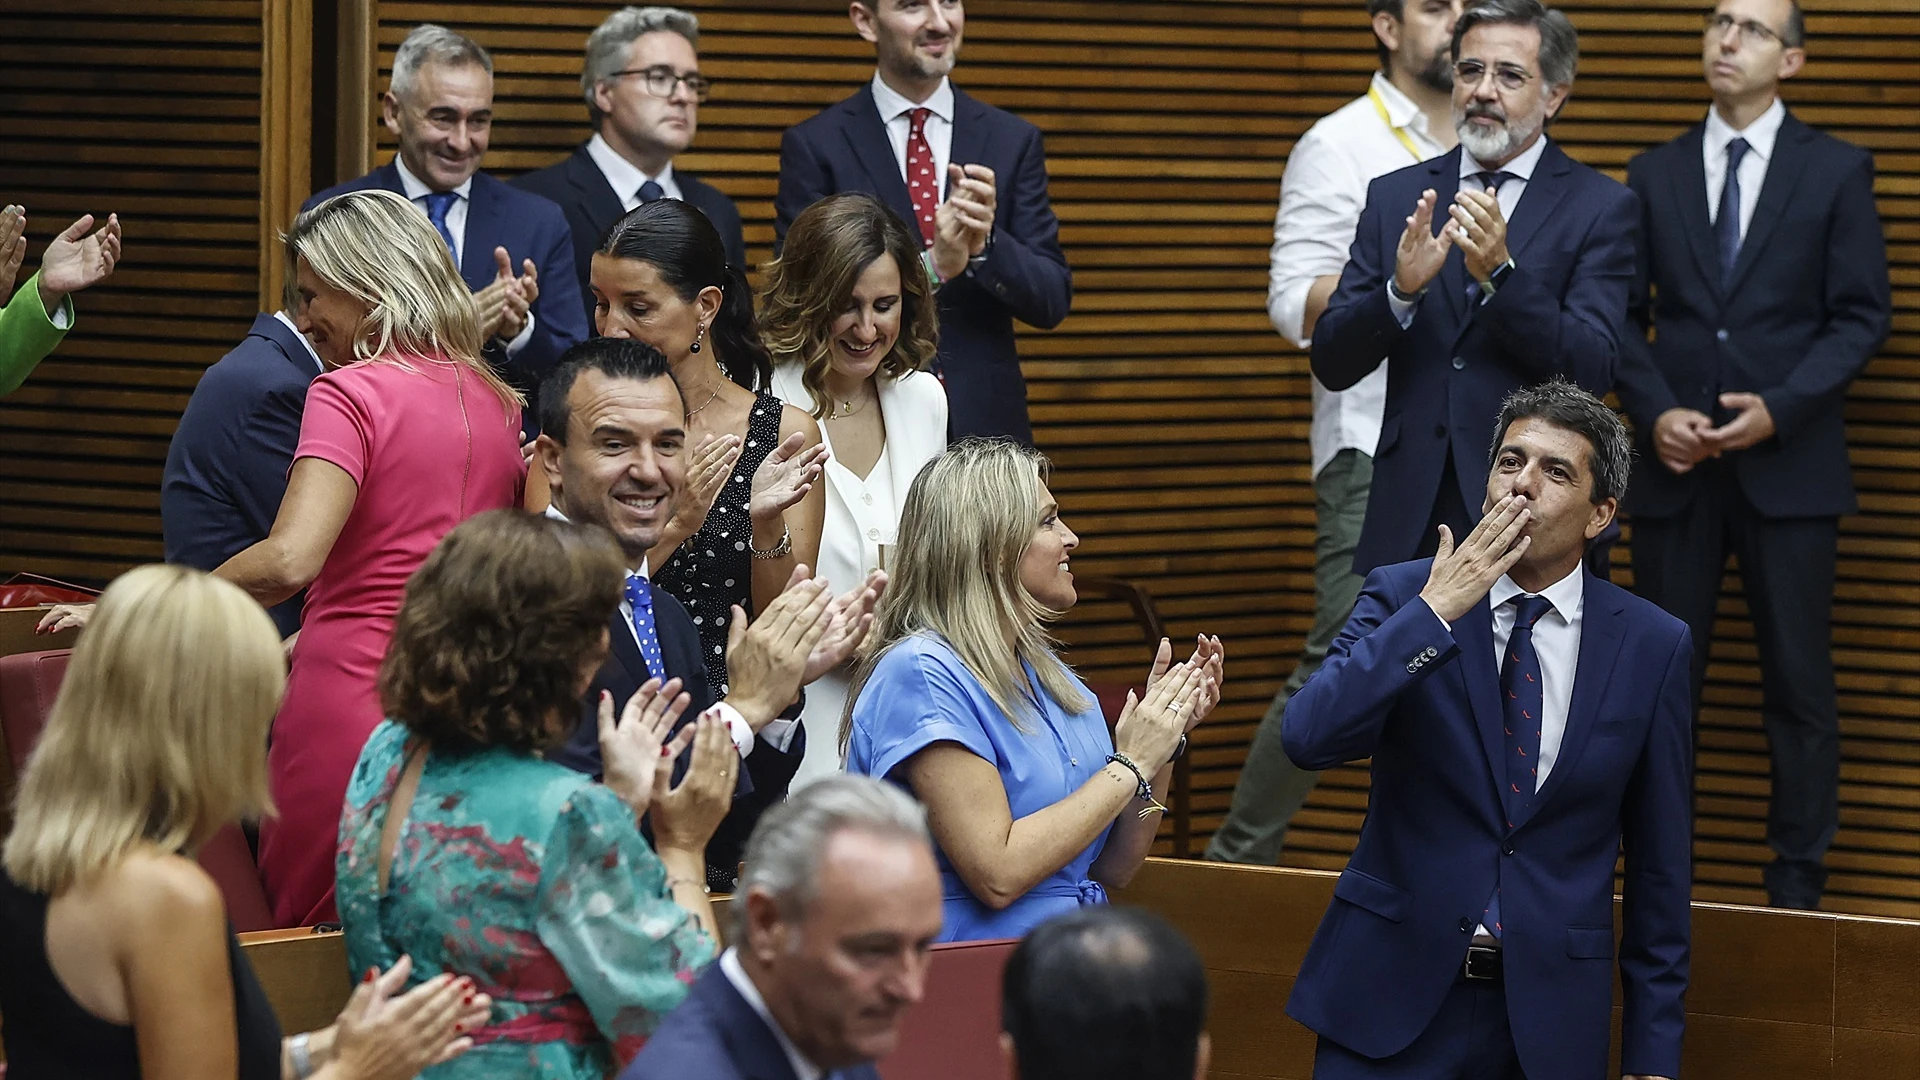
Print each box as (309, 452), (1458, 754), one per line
(685, 384), (721, 421)
(828, 383), (876, 419)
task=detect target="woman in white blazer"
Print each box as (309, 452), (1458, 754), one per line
(762, 193), (948, 788)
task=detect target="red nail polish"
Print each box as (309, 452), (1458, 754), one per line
(464, 992), (475, 1004)
(455, 1022), (466, 1034)
(660, 746), (671, 756)
(364, 968), (377, 984)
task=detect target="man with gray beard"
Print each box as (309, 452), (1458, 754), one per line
(1309, 0), (1637, 579)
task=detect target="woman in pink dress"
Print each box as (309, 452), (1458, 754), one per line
(213, 190), (527, 926)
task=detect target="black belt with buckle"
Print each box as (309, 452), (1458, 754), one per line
(1462, 944), (1503, 981)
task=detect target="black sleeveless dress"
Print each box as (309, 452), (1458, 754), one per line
(0, 869), (282, 1079)
(654, 392), (786, 701)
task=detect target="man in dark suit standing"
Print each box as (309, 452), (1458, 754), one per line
(514, 5), (746, 326)
(534, 337), (884, 889)
(1313, 0), (1636, 577)
(1614, 0), (1891, 910)
(622, 774), (944, 1080)
(161, 270), (322, 637)
(776, 0), (1072, 446)
(1284, 381), (1692, 1080)
(307, 24), (588, 426)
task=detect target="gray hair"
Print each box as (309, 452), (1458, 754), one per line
(390, 24), (493, 102)
(732, 775), (930, 938)
(1452, 0), (1579, 88)
(582, 6), (700, 122)
(1487, 378), (1631, 504)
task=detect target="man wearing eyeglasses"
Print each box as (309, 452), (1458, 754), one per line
(516, 6), (747, 327)
(308, 24), (589, 435)
(1310, 0), (1637, 585)
(1614, 0), (1891, 912)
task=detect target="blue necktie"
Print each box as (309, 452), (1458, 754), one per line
(637, 179), (665, 204)
(1716, 137), (1751, 287)
(1483, 592), (1554, 939)
(625, 573), (667, 683)
(421, 191), (459, 260)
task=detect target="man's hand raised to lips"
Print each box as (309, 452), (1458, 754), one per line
(1418, 494), (1533, 625)
(719, 567), (836, 732)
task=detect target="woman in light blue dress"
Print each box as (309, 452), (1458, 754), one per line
(844, 440), (1225, 942)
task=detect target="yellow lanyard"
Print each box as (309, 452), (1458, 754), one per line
(1369, 84), (1427, 163)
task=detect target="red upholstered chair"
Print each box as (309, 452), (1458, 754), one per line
(877, 938), (1017, 1080)
(0, 649), (279, 932)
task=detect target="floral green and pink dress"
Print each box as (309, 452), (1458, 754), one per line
(337, 720), (717, 1079)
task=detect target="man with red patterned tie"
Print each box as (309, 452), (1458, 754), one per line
(775, 0), (1072, 446)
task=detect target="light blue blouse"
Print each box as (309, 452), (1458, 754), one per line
(846, 634), (1115, 942)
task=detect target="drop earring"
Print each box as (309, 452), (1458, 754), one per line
(690, 323), (706, 354)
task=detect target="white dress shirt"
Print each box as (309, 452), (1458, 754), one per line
(719, 948), (823, 1080)
(1487, 565), (1584, 792)
(1703, 96), (1784, 243)
(1387, 134), (1550, 328)
(1270, 72), (1447, 477)
(393, 156), (536, 357)
(272, 310), (324, 373)
(871, 72), (955, 200)
(586, 132), (684, 212)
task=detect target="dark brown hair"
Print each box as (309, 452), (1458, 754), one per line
(379, 509), (625, 754)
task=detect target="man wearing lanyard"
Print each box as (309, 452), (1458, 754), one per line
(1207, 0), (1462, 868)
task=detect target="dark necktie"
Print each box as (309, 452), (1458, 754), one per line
(1716, 137), (1751, 286)
(624, 573), (666, 682)
(421, 191), (458, 260)
(905, 107), (938, 248)
(637, 179), (665, 204)
(1483, 592), (1554, 939)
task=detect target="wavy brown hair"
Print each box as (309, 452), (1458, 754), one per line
(758, 193), (939, 419)
(379, 510), (625, 754)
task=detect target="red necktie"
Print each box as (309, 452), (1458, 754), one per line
(906, 107), (937, 248)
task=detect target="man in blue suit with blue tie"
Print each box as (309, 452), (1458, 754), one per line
(1312, 0), (1637, 577)
(306, 24), (588, 430)
(1284, 380), (1692, 1080)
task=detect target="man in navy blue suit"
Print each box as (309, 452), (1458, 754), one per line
(775, 0), (1072, 446)
(623, 774), (943, 1080)
(1283, 380), (1692, 1080)
(514, 6), (746, 326)
(161, 272), (322, 637)
(1614, 0), (1891, 911)
(1313, 0), (1637, 577)
(306, 24), (588, 428)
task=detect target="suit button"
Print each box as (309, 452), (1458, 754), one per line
(1502, 842), (1516, 856)
(1433, 424), (1447, 439)
(1716, 329), (1729, 342)
(1406, 663), (1418, 673)
(1451, 356), (1465, 370)
(1459, 917), (1472, 933)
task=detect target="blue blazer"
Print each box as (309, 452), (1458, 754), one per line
(512, 144), (747, 327)
(161, 314), (319, 636)
(776, 83), (1071, 446)
(1615, 111), (1891, 520)
(1312, 143), (1637, 574)
(304, 162), (590, 420)
(1281, 560), (1693, 1080)
(621, 964), (881, 1080)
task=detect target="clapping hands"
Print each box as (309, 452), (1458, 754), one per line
(748, 431), (828, 526)
(473, 246), (537, 343)
(931, 163), (996, 281)
(803, 569), (889, 684)
(36, 212), (123, 313)
(596, 679), (695, 817)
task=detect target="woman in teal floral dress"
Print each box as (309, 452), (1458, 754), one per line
(335, 510), (740, 1078)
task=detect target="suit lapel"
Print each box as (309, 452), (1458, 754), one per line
(1430, 150), (1469, 323)
(568, 145), (629, 240)
(605, 607), (648, 692)
(459, 175), (500, 291)
(1725, 113), (1813, 296)
(1454, 598), (1509, 798)
(1502, 142), (1571, 264)
(839, 86), (917, 229)
(1513, 571), (1625, 830)
(1664, 125), (1722, 297)
(948, 87), (990, 197)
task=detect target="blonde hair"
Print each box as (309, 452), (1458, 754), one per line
(3, 566), (286, 894)
(287, 188), (522, 409)
(842, 439), (1090, 752)
(758, 193), (939, 419)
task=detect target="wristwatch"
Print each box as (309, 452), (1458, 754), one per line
(1387, 276), (1426, 305)
(1479, 257), (1517, 298)
(965, 228), (995, 276)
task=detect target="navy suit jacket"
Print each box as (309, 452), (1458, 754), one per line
(161, 314), (319, 636)
(545, 588), (805, 884)
(1281, 560), (1693, 1080)
(1615, 111), (1891, 520)
(1312, 143), (1637, 573)
(776, 83), (1071, 446)
(621, 964), (881, 1080)
(513, 144), (747, 327)
(304, 162), (590, 420)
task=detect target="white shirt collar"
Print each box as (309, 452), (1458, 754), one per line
(271, 310), (325, 373)
(1705, 96), (1785, 163)
(1488, 562), (1585, 624)
(870, 71), (954, 124)
(1461, 131), (1550, 183)
(542, 503), (648, 578)
(1369, 71), (1432, 140)
(393, 155), (473, 201)
(719, 948), (823, 1080)
(585, 133), (676, 200)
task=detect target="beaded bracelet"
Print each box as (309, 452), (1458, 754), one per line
(1106, 752), (1172, 820)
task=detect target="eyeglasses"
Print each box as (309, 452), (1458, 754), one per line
(1705, 12), (1785, 47)
(1453, 60), (1534, 92)
(609, 66), (712, 103)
